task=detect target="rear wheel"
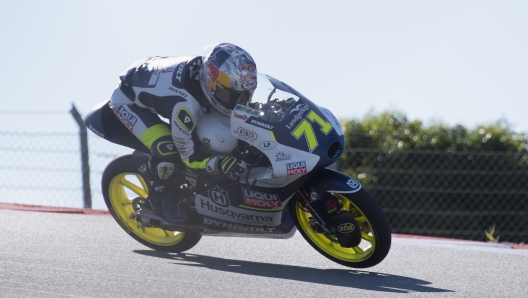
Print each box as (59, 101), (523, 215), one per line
(102, 154), (201, 252)
(290, 189), (391, 268)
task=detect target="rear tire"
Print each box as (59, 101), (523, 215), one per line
(102, 154), (201, 252)
(290, 189), (391, 268)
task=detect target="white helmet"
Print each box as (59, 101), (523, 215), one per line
(200, 43), (257, 117)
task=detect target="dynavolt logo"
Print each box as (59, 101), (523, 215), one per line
(250, 119), (274, 130)
(203, 218), (276, 232)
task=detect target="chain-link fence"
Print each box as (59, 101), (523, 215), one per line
(0, 131), (83, 207)
(0, 130), (128, 210)
(1, 112), (526, 244)
(339, 148), (528, 244)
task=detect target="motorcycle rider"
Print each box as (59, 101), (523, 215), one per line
(109, 43), (258, 222)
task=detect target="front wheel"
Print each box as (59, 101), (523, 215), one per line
(102, 154), (202, 252)
(290, 189), (391, 268)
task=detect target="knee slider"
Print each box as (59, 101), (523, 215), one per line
(155, 161), (175, 180)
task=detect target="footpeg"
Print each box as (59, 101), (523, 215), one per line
(134, 207), (163, 227)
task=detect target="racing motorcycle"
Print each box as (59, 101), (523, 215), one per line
(84, 74), (391, 268)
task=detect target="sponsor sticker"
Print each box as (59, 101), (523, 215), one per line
(250, 119), (274, 130)
(204, 218), (276, 233)
(176, 108), (194, 131)
(255, 180), (288, 188)
(326, 200), (337, 213)
(241, 80), (257, 89)
(203, 137), (211, 147)
(330, 149), (342, 159)
(346, 178), (360, 189)
(234, 105), (260, 117)
(212, 100), (231, 117)
(208, 185), (230, 207)
(112, 106), (138, 131)
(189, 59), (201, 80)
(148, 69), (160, 86)
(196, 195), (281, 226)
(236, 127), (257, 142)
(173, 121), (191, 136)
(168, 86), (188, 98)
(172, 137), (186, 145)
(275, 151), (291, 162)
(233, 113), (248, 121)
(285, 104), (310, 129)
(88, 124), (104, 138)
(161, 66), (175, 73)
(337, 223), (355, 234)
(174, 63), (185, 82)
(258, 141), (277, 150)
(286, 161), (307, 175)
(242, 189), (282, 208)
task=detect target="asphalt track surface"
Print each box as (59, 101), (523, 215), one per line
(1, 208), (527, 298)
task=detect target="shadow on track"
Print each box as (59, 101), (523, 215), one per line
(134, 250), (453, 294)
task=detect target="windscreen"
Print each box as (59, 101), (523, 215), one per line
(248, 74), (301, 122)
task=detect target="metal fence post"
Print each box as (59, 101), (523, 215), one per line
(70, 103), (92, 208)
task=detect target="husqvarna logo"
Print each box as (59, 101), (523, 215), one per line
(346, 179), (360, 189)
(208, 186), (229, 207)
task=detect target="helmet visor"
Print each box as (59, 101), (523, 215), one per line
(213, 85), (252, 110)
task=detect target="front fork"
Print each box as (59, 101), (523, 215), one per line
(294, 189), (341, 242)
(295, 188), (362, 248)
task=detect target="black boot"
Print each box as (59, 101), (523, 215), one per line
(145, 158), (188, 223)
(147, 184), (187, 223)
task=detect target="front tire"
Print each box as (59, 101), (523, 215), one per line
(102, 154), (201, 252)
(290, 189), (391, 268)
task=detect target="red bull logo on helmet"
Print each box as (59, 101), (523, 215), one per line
(205, 61), (219, 85)
(239, 64), (256, 79)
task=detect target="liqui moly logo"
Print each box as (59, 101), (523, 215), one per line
(242, 189), (281, 208)
(286, 161), (307, 175)
(112, 106), (138, 131)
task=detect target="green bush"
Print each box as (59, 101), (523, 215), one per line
(340, 110), (528, 152)
(337, 111), (528, 243)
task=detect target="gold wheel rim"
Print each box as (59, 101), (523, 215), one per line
(296, 193), (375, 262)
(108, 172), (185, 246)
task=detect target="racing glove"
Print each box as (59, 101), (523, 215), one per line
(218, 156), (247, 181)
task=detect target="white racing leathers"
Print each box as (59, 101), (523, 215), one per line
(109, 56), (218, 176)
